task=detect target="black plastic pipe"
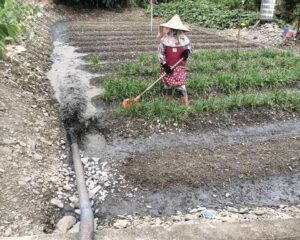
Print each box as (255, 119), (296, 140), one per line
(71, 142), (94, 240)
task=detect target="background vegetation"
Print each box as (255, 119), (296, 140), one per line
(55, 0), (299, 28)
(54, 0), (147, 8)
(0, 0), (37, 58)
(152, 0), (259, 29)
(152, 0), (299, 29)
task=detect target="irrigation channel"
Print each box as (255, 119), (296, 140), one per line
(48, 13), (300, 229)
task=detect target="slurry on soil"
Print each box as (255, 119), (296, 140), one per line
(96, 172), (300, 219)
(48, 21), (105, 121)
(48, 19), (300, 221)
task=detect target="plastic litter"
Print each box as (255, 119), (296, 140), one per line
(200, 209), (217, 218)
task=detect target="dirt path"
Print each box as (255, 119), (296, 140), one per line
(0, 2), (69, 237)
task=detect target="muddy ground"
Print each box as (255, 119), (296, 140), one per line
(121, 137), (300, 189)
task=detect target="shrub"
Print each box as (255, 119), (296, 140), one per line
(152, 0), (260, 29)
(0, 0), (37, 58)
(55, 0), (147, 8)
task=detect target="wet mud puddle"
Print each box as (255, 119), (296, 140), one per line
(47, 21), (105, 120)
(47, 20), (300, 222)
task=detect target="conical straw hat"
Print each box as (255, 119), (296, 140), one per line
(160, 14), (190, 32)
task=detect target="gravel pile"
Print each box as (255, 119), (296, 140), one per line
(218, 22), (284, 47)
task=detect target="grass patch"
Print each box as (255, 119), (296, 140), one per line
(102, 49), (300, 122)
(89, 53), (102, 70)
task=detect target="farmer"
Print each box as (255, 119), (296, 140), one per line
(157, 15), (192, 106)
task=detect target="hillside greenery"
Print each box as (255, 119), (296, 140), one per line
(0, 0), (37, 58)
(55, 0), (299, 28)
(152, 0), (259, 29)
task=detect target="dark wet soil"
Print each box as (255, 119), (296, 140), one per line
(96, 172), (300, 219)
(120, 137), (300, 190)
(102, 107), (300, 139)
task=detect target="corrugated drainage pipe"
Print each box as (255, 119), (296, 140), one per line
(72, 142), (94, 240)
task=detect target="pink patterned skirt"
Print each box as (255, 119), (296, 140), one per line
(160, 65), (186, 86)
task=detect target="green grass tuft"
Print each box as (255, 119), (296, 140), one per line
(102, 49), (300, 122)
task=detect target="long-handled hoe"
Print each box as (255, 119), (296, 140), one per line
(122, 58), (184, 109)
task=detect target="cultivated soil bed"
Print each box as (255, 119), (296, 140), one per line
(99, 107), (300, 139)
(120, 136), (300, 190)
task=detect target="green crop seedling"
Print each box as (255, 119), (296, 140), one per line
(102, 49), (300, 122)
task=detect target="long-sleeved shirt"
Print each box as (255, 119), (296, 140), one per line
(158, 30), (192, 64)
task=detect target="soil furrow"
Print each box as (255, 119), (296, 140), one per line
(68, 28), (203, 33)
(68, 35), (230, 43)
(68, 31), (217, 37)
(70, 38), (239, 46)
(83, 47), (259, 61)
(76, 42), (257, 53)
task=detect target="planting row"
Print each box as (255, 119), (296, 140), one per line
(101, 49), (300, 121)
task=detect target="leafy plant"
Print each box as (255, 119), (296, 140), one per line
(89, 53), (102, 70)
(0, 0), (36, 58)
(151, 0), (259, 29)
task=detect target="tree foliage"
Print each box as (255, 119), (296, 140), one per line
(55, 0), (147, 8)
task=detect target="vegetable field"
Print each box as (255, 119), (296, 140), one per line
(102, 49), (300, 122)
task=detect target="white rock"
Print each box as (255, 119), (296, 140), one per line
(189, 209), (198, 213)
(75, 209), (81, 215)
(113, 219), (129, 229)
(4, 227), (12, 237)
(253, 209), (266, 216)
(23, 176), (31, 182)
(92, 157), (100, 162)
(81, 157), (89, 165)
(184, 214), (198, 221)
(89, 186), (101, 199)
(69, 196), (79, 204)
(172, 216), (181, 221)
(33, 153), (43, 160)
(19, 141), (26, 147)
(37, 12), (43, 18)
(56, 216), (76, 233)
(197, 207), (206, 211)
(68, 221), (80, 233)
(49, 176), (59, 183)
(51, 198), (64, 208)
(63, 184), (72, 191)
(18, 180), (27, 186)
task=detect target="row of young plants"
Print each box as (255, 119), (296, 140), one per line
(0, 0), (37, 58)
(123, 90), (300, 122)
(151, 0), (260, 29)
(102, 49), (300, 121)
